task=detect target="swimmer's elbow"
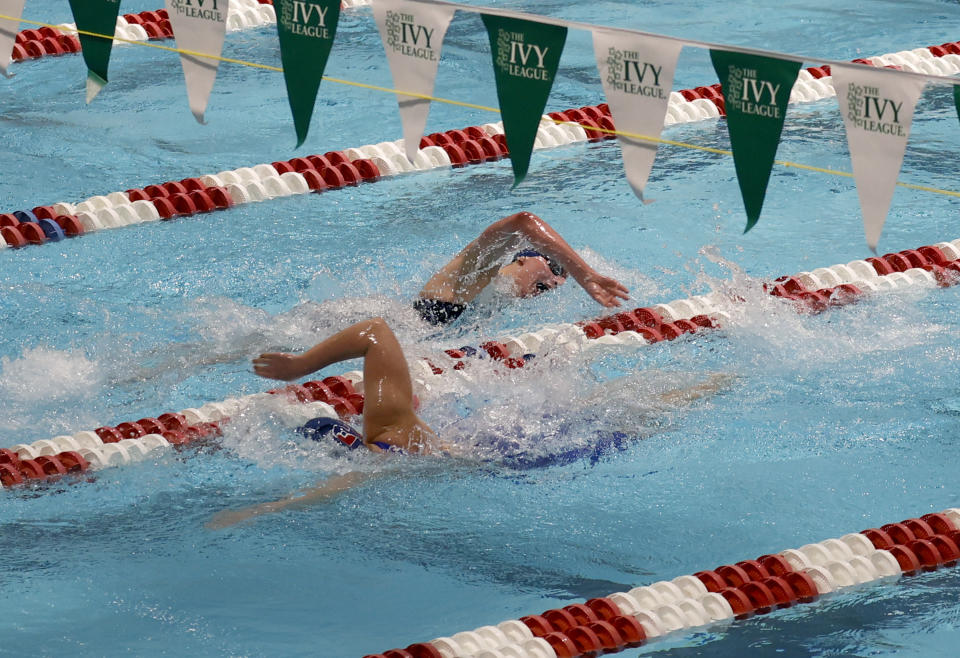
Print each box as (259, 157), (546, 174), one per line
(489, 211), (542, 237)
(363, 316), (390, 335)
(512, 211), (543, 233)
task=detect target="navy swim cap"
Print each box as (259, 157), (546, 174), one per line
(513, 250), (566, 277)
(298, 417), (364, 450)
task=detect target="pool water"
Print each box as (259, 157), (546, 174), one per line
(2, 1), (960, 656)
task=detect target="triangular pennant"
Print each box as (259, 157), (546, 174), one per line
(68, 0), (124, 103)
(481, 14), (566, 186)
(275, 0), (341, 148)
(592, 27), (682, 201)
(710, 50), (800, 233)
(373, 0), (455, 162)
(954, 85), (960, 126)
(0, 0), (26, 78)
(832, 64), (926, 251)
(165, 0), (229, 124)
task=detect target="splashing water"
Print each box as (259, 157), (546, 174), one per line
(0, 347), (102, 403)
(0, 347), (105, 434)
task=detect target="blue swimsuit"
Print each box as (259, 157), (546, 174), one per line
(413, 298), (468, 326)
(299, 416), (629, 468)
(473, 431), (630, 470)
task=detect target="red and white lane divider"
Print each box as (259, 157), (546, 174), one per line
(3, 36), (960, 250)
(411, 239), (960, 385)
(0, 374), (363, 487)
(3, 237), (959, 489)
(364, 509), (960, 658)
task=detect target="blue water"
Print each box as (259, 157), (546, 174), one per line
(2, 0), (960, 656)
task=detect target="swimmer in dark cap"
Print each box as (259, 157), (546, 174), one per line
(414, 211), (630, 326)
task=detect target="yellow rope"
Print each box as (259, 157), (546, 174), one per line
(3, 12), (959, 199)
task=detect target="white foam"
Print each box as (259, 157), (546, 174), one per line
(0, 347), (102, 403)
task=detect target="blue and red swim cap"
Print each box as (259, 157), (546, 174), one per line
(298, 417), (364, 450)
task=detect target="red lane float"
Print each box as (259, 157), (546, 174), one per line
(562, 241), (958, 349)
(0, 446), (89, 485)
(369, 510), (960, 657)
(1, 375), (364, 488)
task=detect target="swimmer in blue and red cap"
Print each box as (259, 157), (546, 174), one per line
(207, 316), (441, 528)
(414, 211), (630, 325)
(207, 315), (732, 528)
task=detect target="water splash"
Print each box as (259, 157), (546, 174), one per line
(0, 347), (102, 404)
(0, 347), (104, 435)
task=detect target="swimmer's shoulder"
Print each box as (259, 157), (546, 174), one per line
(366, 418), (442, 455)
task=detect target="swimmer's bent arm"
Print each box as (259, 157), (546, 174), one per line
(254, 317), (437, 449)
(419, 212), (629, 307)
(496, 212), (629, 308)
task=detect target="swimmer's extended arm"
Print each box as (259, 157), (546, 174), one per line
(658, 373), (736, 405)
(419, 211), (629, 306)
(206, 471), (371, 529)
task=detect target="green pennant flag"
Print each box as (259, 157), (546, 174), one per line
(67, 0), (123, 103)
(481, 14), (567, 186)
(710, 50), (800, 233)
(954, 85), (960, 126)
(275, 0), (342, 148)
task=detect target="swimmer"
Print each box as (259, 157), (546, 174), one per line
(207, 316), (440, 528)
(414, 211), (630, 325)
(207, 316), (731, 528)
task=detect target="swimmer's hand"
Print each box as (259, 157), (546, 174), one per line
(253, 352), (305, 381)
(577, 272), (630, 308)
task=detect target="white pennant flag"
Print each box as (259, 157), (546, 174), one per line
(832, 63), (926, 251)
(165, 0), (230, 124)
(0, 0), (26, 78)
(592, 27), (682, 201)
(372, 0), (455, 162)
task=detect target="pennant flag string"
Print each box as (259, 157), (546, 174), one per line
(406, 0), (960, 89)
(5, 4), (960, 90)
(4, 10), (959, 102)
(2, 12), (959, 202)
